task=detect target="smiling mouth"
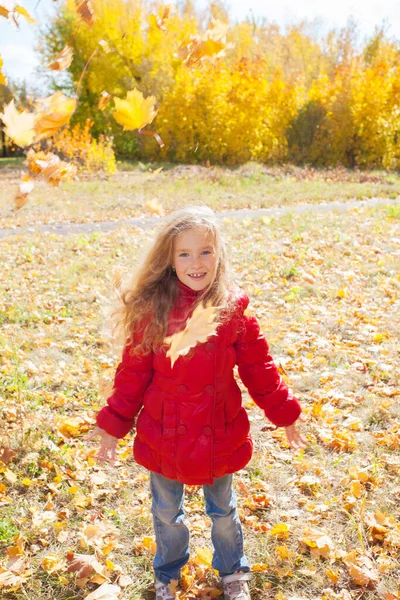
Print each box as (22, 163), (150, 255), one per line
(188, 273), (206, 279)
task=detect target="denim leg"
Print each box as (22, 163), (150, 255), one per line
(203, 474), (250, 577)
(150, 472), (190, 584)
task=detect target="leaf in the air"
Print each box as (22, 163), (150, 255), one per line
(112, 88), (157, 131)
(47, 46), (73, 71)
(164, 302), (220, 367)
(76, 0), (94, 26)
(14, 4), (36, 24)
(34, 92), (77, 141)
(0, 99), (35, 147)
(149, 5), (171, 31)
(177, 19), (228, 66)
(26, 150), (77, 186)
(98, 91), (112, 111)
(15, 176), (34, 210)
(0, 55), (7, 85)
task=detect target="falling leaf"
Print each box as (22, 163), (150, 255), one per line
(98, 91), (112, 111)
(177, 19), (228, 66)
(0, 5), (9, 18)
(26, 151), (77, 187)
(48, 46), (73, 71)
(0, 55), (7, 85)
(76, 0), (94, 26)
(84, 583), (121, 599)
(112, 88), (157, 131)
(34, 92), (77, 141)
(149, 5), (171, 30)
(0, 99), (35, 147)
(145, 198), (164, 216)
(13, 5), (35, 24)
(164, 302), (220, 367)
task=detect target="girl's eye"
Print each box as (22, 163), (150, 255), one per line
(201, 250), (211, 255)
(179, 253), (189, 257)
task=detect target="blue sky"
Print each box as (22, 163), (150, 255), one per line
(1, 0), (400, 89)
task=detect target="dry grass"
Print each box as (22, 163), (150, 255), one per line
(1, 161), (400, 229)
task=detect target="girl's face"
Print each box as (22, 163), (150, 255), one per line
(173, 228), (218, 291)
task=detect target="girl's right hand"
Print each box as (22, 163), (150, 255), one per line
(86, 426), (118, 467)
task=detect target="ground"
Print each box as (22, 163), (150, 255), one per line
(0, 161), (399, 600)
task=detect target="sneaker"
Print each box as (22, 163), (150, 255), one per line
(222, 571), (252, 600)
(154, 579), (176, 600)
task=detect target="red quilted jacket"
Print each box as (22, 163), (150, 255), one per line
(96, 280), (301, 484)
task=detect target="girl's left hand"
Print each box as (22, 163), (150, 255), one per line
(285, 415), (307, 450)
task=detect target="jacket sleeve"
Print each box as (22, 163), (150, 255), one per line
(234, 294), (301, 427)
(96, 341), (153, 438)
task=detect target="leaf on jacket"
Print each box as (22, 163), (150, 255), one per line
(164, 302), (220, 367)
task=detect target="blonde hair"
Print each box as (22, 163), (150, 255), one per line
(115, 206), (238, 354)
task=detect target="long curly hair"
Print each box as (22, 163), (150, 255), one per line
(114, 206), (238, 355)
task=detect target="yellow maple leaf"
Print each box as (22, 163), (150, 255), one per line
(164, 302), (220, 367)
(47, 45), (73, 71)
(0, 55), (7, 86)
(0, 99), (35, 147)
(270, 523), (290, 539)
(113, 88), (157, 131)
(34, 92), (77, 141)
(193, 546), (213, 566)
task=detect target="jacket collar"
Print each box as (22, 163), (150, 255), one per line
(176, 278), (204, 298)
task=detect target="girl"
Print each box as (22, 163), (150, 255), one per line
(88, 206), (305, 600)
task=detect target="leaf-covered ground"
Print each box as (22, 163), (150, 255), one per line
(0, 191), (400, 599)
(1, 162), (400, 229)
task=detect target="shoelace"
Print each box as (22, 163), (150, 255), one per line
(225, 580), (250, 599)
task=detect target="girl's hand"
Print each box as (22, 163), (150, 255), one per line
(86, 426), (118, 467)
(285, 415), (307, 450)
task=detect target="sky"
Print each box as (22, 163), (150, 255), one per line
(1, 0), (400, 88)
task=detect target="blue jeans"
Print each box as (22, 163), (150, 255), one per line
(150, 472), (250, 584)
